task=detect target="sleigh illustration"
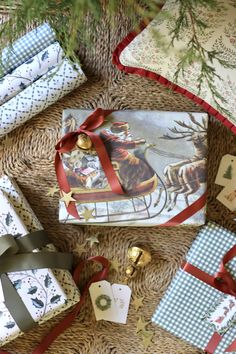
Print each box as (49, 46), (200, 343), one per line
(63, 147), (167, 223)
(60, 111), (207, 225)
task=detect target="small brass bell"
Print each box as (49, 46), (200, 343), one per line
(128, 246), (152, 268)
(125, 265), (138, 278)
(76, 133), (92, 150)
(125, 246), (151, 280)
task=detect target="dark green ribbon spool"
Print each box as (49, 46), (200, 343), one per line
(0, 230), (73, 333)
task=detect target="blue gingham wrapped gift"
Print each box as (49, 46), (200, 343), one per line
(152, 222), (236, 353)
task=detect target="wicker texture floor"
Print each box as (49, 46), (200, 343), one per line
(1, 5), (236, 354)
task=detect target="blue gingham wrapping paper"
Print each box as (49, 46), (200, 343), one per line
(0, 23), (56, 77)
(152, 222), (236, 353)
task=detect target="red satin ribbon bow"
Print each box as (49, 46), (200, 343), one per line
(55, 108), (124, 219)
(182, 244), (236, 353)
(0, 256), (110, 354)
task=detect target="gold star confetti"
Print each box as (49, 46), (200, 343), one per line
(46, 185), (59, 197)
(110, 259), (121, 273)
(86, 235), (99, 247)
(136, 317), (149, 333)
(140, 330), (154, 350)
(60, 191), (76, 207)
(81, 207), (95, 222)
(73, 242), (87, 255)
(132, 296), (144, 311)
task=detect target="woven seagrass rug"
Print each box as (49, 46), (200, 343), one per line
(1, 5), (236, 354)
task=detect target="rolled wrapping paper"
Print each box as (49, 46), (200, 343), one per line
(0, 190), (67, 343)
(0, 58), (87, 138)
(0, 42), (64, 105)
(0, 23), (56, 78)
(0, 175), (80, 346)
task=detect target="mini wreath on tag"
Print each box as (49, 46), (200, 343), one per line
(95, 294), (112, 311)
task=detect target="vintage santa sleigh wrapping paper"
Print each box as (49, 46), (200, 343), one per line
(152, 222), (236, 353)
(57, 109), (208, 226)
(0, 175), (80, 345)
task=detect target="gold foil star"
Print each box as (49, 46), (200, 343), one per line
(110, 259), (121, 273)
(47, 185), (59, 197)
(136, 317), (149, 333)
(132, 296), (144, 311)
(60, 191), (76, 207)
(140, 330), (154, 349)
(81, 207), (95, 222)
(74, 242), (87, 255)
(86, 235), (99, 247)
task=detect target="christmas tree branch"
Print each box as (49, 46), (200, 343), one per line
(171, 0), (236, 119)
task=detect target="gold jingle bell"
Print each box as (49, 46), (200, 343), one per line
(127, 246), (152, 268)
(125, 246), (152, 280)
(76, 133), (92, 150)
(125, 265), (138, 279)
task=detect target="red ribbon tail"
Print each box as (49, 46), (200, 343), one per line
(160, 192), (207, 226)
(225, 339), (236, 352)
(204, 332), (222, 354)
(31, 256), (109, 354)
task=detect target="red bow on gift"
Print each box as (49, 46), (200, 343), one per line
(55, 108), (124, 219)
(183, 244), (236, 353)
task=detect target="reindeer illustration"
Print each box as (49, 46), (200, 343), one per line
(154, 113), (207, 211)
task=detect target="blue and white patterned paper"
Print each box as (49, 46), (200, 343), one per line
(0, 42), (64, 105)
(152, 222), (236, 353)
(0, 175), (80, 346)
(0, 58), (87, 138)
(0, 23), (56, 78)
(0, 190), (67, 344)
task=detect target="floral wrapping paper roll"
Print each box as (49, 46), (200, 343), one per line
(0, 175), (80, 346)
(0, 42), (64, 105)
(0, 23), (56, 78)
(0, 58), (87, 138)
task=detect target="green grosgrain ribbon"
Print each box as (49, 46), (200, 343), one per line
(0, 230), (73, 333)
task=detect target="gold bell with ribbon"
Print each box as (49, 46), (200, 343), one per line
(125, 246), (152, 280)
(76, 133), (92, 150)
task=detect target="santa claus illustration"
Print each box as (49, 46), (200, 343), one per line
(100, 121), (155, 194)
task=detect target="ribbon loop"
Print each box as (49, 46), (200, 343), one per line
(213, 271), (236, 296)
(55, 108), (125, 219)
(0, 231), (73, 334)
(0, 234), (19, 257)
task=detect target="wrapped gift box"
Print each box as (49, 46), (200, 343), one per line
(152, 222), (236, 354)
(0, 175), (80, 346)
(59, 109), (208, 226)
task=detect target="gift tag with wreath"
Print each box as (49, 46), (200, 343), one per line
(89, 280), (131, 324)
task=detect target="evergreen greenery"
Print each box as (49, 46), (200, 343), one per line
(0, 0), (235, 118)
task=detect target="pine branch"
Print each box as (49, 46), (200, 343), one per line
(0, 0), (162, 73)
(171, 0), (236, 120)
